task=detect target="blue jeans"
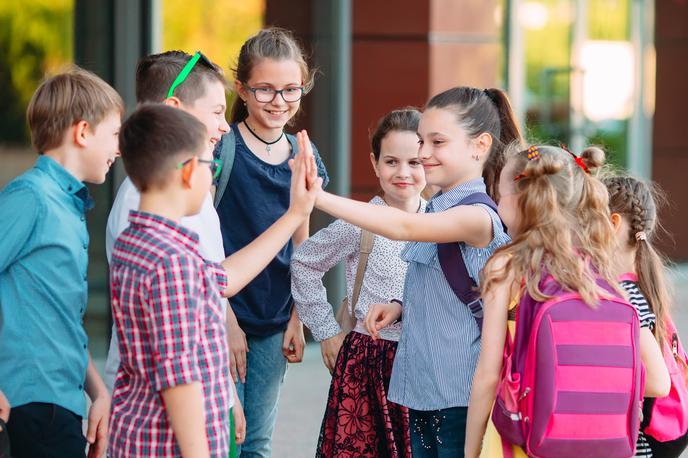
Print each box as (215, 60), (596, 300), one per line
(235, 331), (287, 458)
(409, 407), (467, 458)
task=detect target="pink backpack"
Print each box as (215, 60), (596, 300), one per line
(491, 276), (644, 458)
(643, 315), (688, 443)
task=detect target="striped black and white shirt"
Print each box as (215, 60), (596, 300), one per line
(621, 276), (656, 458)
(387, 178), (511, 410)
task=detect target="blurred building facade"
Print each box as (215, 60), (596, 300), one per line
(0, 0), (686, 356)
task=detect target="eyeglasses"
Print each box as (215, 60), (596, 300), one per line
(167, 51), (213, 98)
(243, 85), (304, 103)
(177, 158), (223, 179)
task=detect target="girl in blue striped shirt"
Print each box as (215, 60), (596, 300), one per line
(297, 86), (522, 457)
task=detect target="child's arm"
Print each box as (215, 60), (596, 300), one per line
(226, 306), (248, 384)
(640, 327), (670, 397)
(230, 382), (246, 445)
(316, 191), (493, 247)
(220, 137), (321, 297)
(0, 389), (9, 424)
(295, 131), (493, 247)
(464, 255), (514, 458)
(150, 255), (209, 456)
(161, 383), (210, 458)
(85, 354), (111, 458)
(0, 186), (40, 273)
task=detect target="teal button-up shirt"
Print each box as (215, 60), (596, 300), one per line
(0, 156), (93, 417)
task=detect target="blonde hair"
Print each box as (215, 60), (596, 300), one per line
(230, 27), (314, 124)
(604, 176), (672, 346)
(27, 66), (124, 153)
(482, 145), (619, 305)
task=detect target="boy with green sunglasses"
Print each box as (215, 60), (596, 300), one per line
(104, 50), (244, 452)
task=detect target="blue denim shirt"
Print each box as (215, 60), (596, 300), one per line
(0, 156), (93, 417)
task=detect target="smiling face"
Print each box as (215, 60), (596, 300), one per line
(371, 130), (426, 205)
(236, 58), (303, 132)
(417, 107), (486, 191)
(80, 110), (121, 184)
(182, 78), (230, 147)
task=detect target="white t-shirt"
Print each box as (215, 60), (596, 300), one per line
(103, 177), (233, 407)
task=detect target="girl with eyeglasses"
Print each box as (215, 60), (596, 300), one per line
(212, 27), (329, 457)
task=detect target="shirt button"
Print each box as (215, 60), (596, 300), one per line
(78, 384), (83, 390)
(80, 216), (85, 222)
(83, 344), (87, 349)
(83, 243), (88, 250)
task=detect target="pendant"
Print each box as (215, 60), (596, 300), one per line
(266, 144), (271, 155)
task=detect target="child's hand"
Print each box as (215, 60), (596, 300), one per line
(87, 393), (111, 458)
(233, 398), (246, 445)
(320, 332), (345, 374)
(365, 302), (402, 339)
(0, 389), (9, 424)
(288, 131), (322, 218)
(282, 308), (305, 363)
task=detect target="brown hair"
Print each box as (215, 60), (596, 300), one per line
(482, 145), (619, 306)
(119, 104), (207, 192)
(230, 27), (314, 124)
(135, 50), (226, 104)
(604, 176), (672, 345)
(370, 107), (421, 161)
(425, 87), (524, 201)
(27, 66), (124, 154)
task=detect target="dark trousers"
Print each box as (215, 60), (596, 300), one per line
(410, 406), (467, 458)
(7, 403), (86, 458)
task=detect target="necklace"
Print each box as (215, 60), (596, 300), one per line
(243, 120), (284, 155)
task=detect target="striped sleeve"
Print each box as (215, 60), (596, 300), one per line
(620, 280), (656, 331)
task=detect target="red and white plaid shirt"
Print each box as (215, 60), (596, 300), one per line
(108, 211), (230, 457)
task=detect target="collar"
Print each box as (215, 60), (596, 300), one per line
(428, 178), (487, 212)
(35, 156), (94, 211)
(127, 210), (201, 255)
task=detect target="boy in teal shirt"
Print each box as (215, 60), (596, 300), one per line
(0, 68), (123, 458)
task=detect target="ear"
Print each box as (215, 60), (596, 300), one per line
(73, 120), (90, 148)
(234, 80), (248, 102)
(164, 96), (182, 108)
(475, 132), (493, 156)
(610, 212), (623, 232)
(369, 152), (380, 178)
(180, 157), (197, 189)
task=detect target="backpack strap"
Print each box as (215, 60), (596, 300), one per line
(437, 192), (500, 333)
(213, 129), (236, 208)
(348, 230), (375, 318)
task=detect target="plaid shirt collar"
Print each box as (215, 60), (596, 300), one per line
(427, 177), (486, 213)
(127, 210), (201, 255)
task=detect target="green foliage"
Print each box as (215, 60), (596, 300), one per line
(0, 0), (73, 145)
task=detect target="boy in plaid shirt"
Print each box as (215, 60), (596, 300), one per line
(109, 104), (320, 457)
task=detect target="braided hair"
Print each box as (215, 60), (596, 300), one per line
(604, 176), (671, 346)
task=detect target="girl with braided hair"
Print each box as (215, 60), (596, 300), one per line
(604, 176), (674, 457)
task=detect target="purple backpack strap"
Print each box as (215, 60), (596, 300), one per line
(437, 192), (500, 333)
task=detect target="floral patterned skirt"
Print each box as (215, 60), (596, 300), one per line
(316, 331), (411, 458)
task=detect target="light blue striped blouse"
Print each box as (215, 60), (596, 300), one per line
(388, 178), (511, 411)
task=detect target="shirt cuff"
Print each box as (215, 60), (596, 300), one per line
(154, 353), (202, 391)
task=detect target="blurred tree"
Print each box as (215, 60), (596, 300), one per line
(0, 0), (73, 145)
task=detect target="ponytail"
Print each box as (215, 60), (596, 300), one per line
(604, 176), (672, 346)
(483, 88), (524, 201)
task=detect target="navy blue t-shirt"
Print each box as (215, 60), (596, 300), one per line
(216, 123), (329, 336)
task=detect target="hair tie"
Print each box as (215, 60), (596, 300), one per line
(560, 143), (590, 174)
(635, 231), (647, 242)
(514, 146), (540, 181)
(483, 88), (498, 106)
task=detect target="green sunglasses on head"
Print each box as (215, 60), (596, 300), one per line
(167, 51), (213, 99)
